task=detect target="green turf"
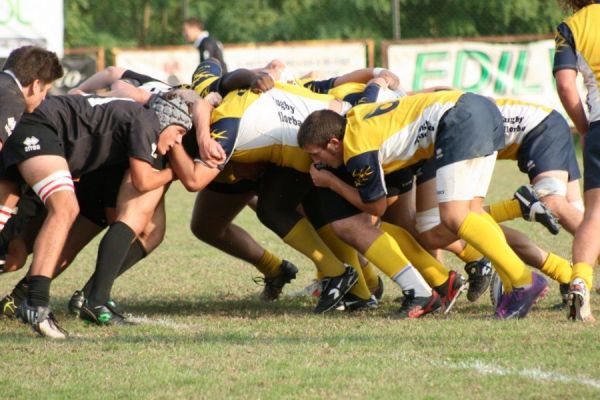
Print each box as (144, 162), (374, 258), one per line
(1, 160), (599, 400)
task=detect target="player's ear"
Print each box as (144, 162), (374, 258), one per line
(328, 137), (342, 151)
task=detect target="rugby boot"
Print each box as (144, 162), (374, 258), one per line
(499, 272), (548, 319)
(258, 260), (298, 301)
(68, 290), (85, 316)
(464, 257), (493, 302)
(434, 271), (467, 314)
(79, 301), (133, 326)
(314, 265), (358, 313)
(551, 283), (570, 310)
(0, 294), (19, 319)
(567, 278), (595, 322)
(514, 185), (560, 235)
(341, 293), (378, 312)
(370, 276), (385, 303)
(394, 289), (441, 319)
(17, 300), (67, 339)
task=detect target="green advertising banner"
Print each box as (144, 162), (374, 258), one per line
(386, 39), (584, 122)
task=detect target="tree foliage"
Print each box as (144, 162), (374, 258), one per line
(64, 0), (567, 49)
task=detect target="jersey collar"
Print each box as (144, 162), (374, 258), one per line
(193, 31), (210, 47)
(2, 70), (23, 91)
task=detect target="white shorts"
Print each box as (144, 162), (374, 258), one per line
(436, 152), (496, 203)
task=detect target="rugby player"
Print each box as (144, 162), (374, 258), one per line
(298, 91), (549, 319)
(0, 92), (191, 338)
(554, 0), (600, 321)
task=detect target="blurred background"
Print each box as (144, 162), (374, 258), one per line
(0, 0), (574, 118)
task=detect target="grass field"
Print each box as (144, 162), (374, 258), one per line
(1, 160), (599, 399)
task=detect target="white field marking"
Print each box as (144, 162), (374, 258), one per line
(127, 315), (203, 330)
(442, 360), (600, 390)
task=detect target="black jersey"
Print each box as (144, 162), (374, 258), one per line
(0, 72), (27, 144)
(12, 95), (164, 177)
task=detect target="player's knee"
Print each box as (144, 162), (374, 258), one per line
(440, 213), (464, 233)
(330, 219), (359, 247)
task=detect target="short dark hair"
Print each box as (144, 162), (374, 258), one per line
(297, 110), (346, 148)
(3, 46), (63, 86)
(183, 17), (204, 29)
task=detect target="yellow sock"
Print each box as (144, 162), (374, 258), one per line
(539, 253), (572, 284)
(457, 243), (483, 263)
(361, 261), (379, 292)
(458, 212), (531, 288)
(480, 212), (515, 291)
(572, 262), (594, 290)
(488, 199), (522, 222)
(380, 222), (449, 287)
(363, 232), (410, 278)
(254, 250), (283, 278)
(283, 218), (345, 277)
(317, 224), (371, 299)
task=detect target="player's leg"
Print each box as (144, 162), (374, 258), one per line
(256, 166), (354, 312)
(302, 184), (376, 311)
(190, 183), (295, 300)
(569, 122), (600, 321)
(81, 172), (164, 325)
(16, 155), (78, 338)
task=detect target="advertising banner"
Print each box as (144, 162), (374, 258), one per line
(385, 38), (582, 118)
(113, 40), (373, 86)
(0, 0), (64, 57)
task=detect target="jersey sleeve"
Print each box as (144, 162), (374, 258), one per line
(303, 77), (337, 93)
(128, 110), (165, 169)
(345, 150), (387, 203)
(553, 22), (578, 74)
(209, 117), (240, 166)
(343, 83), (382, 106)
(191, 58), (224, 97)
(0, 93), (25, 144)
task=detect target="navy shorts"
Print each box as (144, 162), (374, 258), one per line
(517, 110), (581, 182)
(583, 121), (600, 191)
(302, 167), (361, 230)
(435, 93), (504, 169)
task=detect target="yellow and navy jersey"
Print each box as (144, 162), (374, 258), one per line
(304, 78), (399, 106)
(210, 82), (335, 173)
(343, 90), (463, 202)
(554, 2), (600, 123)
(495, 98), (553, 160)
(191, 59), (223, 98)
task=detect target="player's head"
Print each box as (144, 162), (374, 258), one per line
(298, 110), (346, 168)
(148, 92), (193, 155)
(3, 46), (63, 111)
(183, 17), (204, 42)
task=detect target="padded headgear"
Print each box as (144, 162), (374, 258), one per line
(147, 93), (193, 132)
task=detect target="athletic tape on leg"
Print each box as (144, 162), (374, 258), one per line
(32, 170), (75, 203)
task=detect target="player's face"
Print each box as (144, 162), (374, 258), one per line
(158, 125), (187, 155)
(303, 140), (343, 168)
(25, 81), (53, 112)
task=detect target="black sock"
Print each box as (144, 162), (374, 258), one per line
(116, 239), (147, 277)
(27, 275), (51, 308)
(87, 221), (135, 307)
(82, 239), (146, 297)
(11, 276), (29, 303)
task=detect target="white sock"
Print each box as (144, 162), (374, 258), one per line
(392, 265), (432, 297)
